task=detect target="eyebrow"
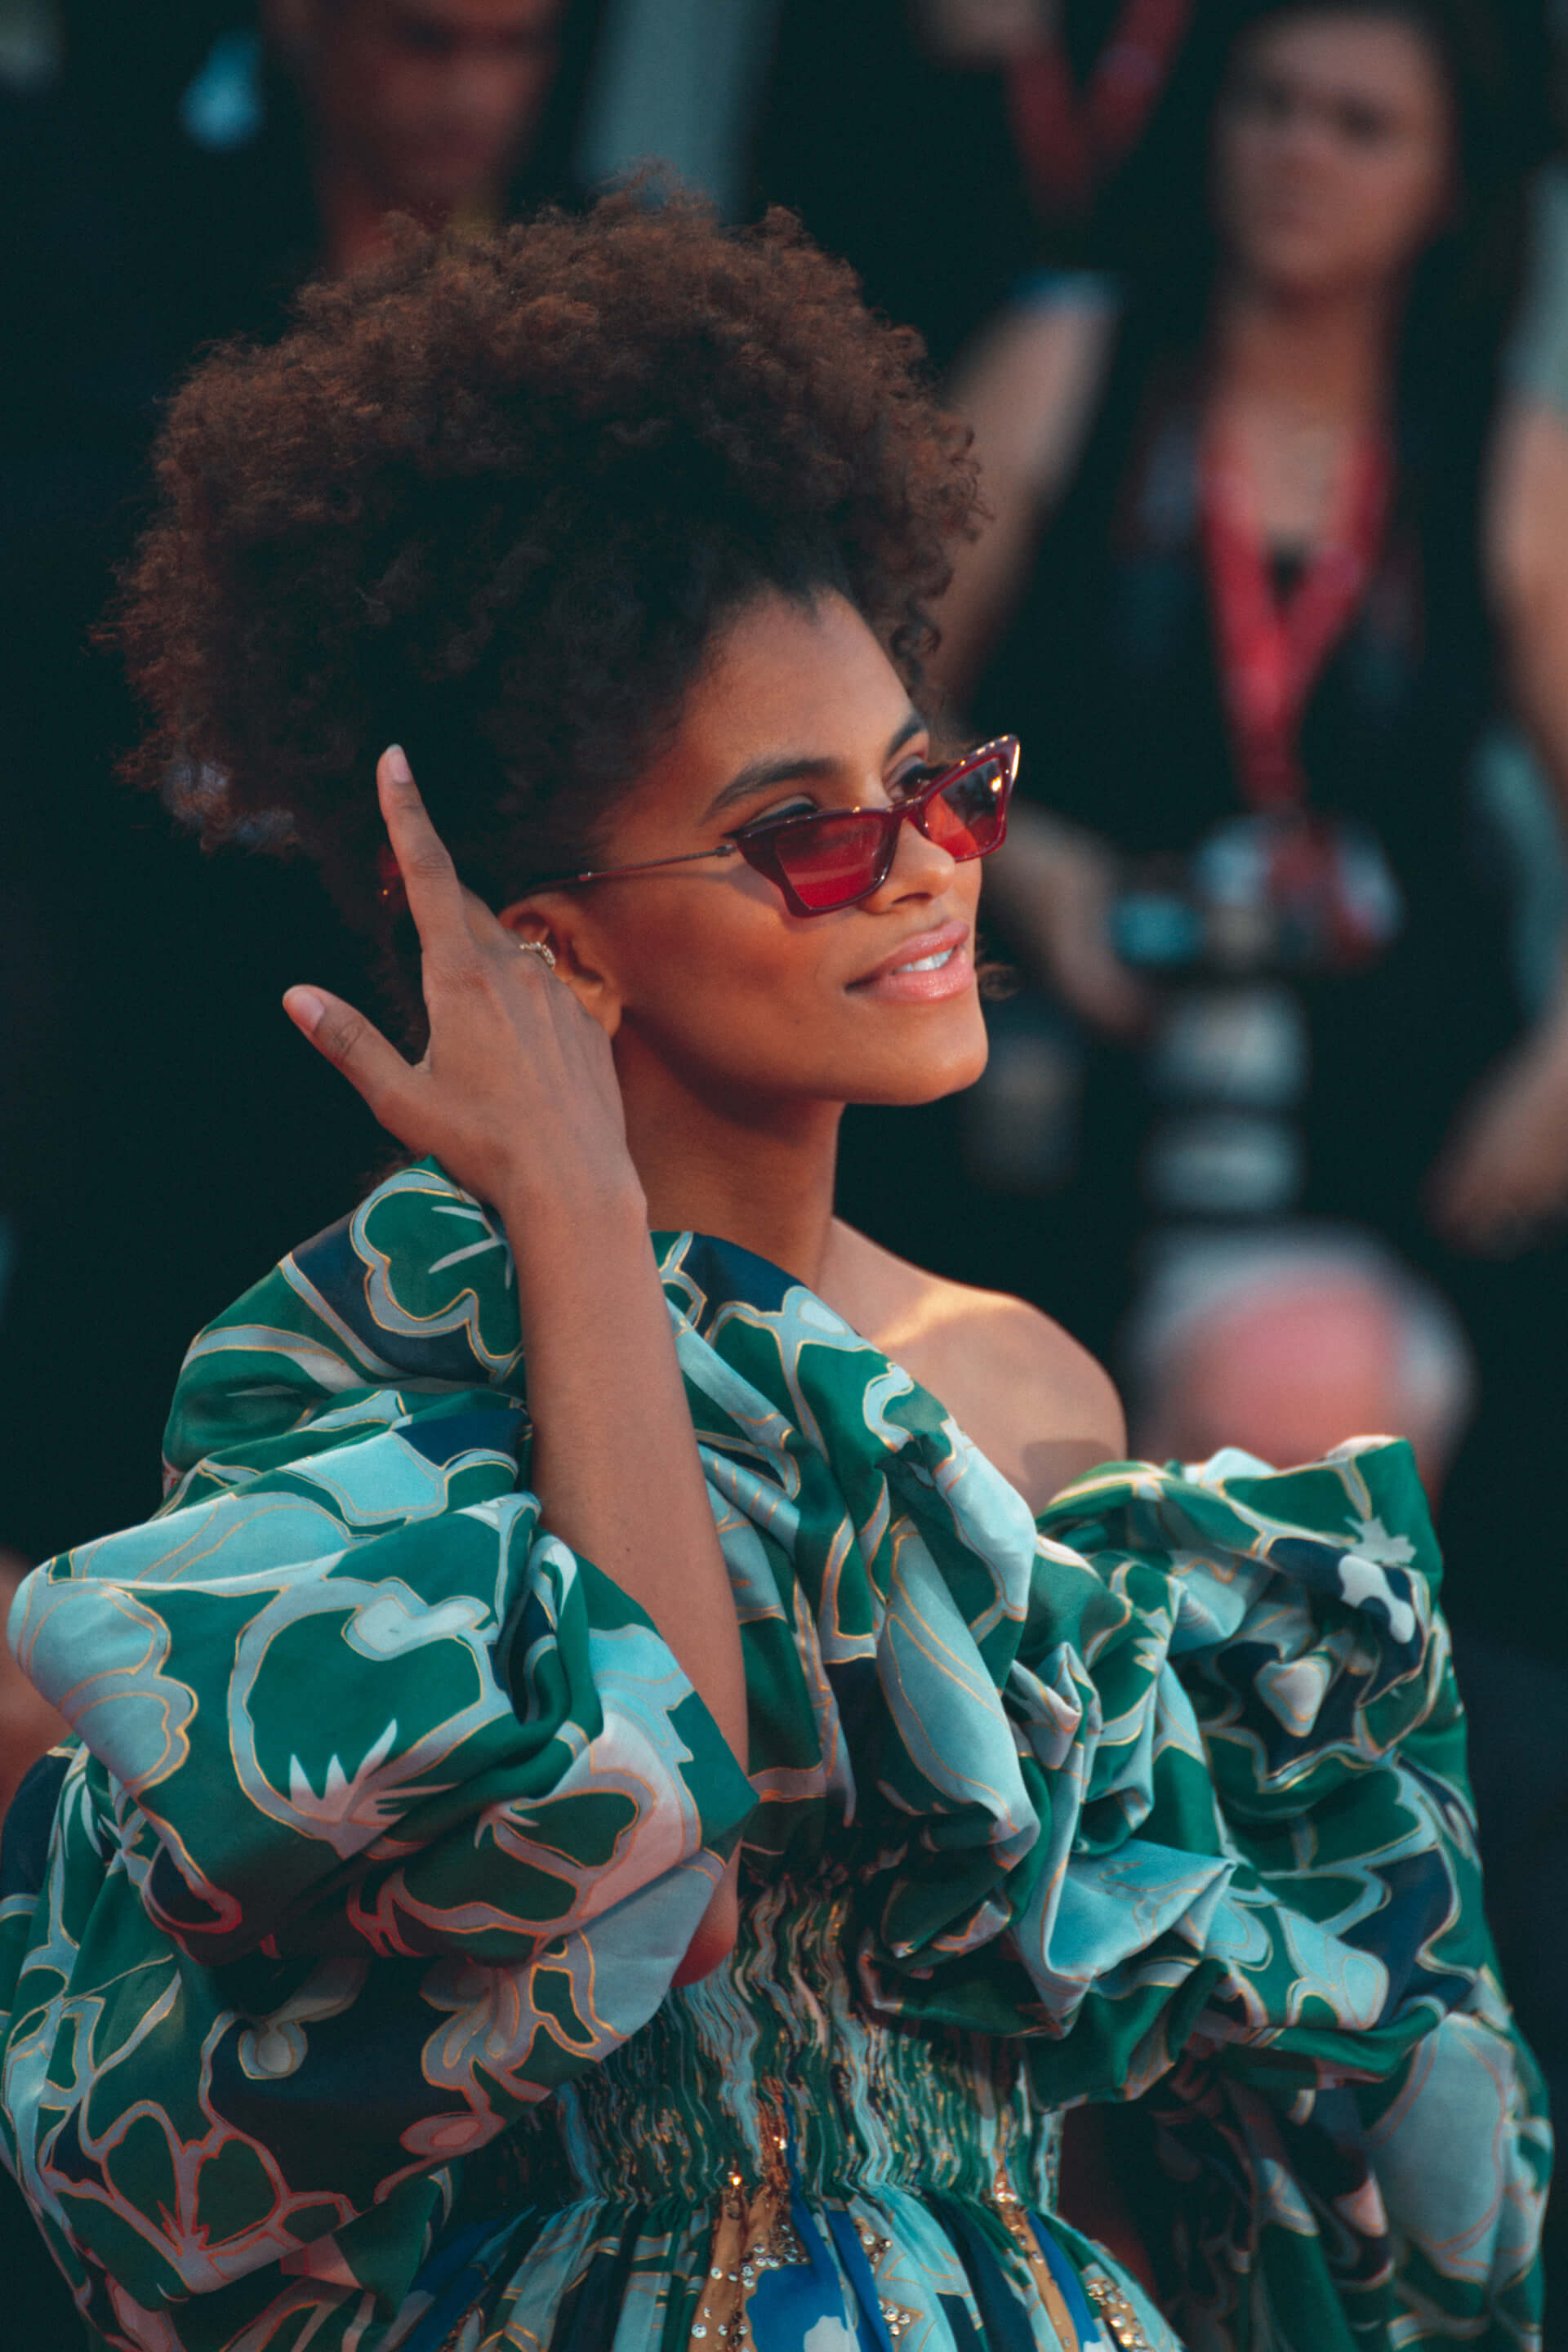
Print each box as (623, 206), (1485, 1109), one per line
(701, 708), (927, 826)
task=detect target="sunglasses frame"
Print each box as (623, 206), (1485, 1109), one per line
(528, 734), (1020, 916)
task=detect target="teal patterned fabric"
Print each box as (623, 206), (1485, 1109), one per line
(0, 1160), (1548, 2350)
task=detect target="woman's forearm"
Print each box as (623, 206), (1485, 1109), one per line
(283, 757), (748, 1784)
(501, 1183), (748, 1775)
(932, 294), (1116, 710)
(1490, 400), (1568, 817)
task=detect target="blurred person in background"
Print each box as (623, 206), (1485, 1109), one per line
(859, 0), (1542, 1346)
(1485, 0), (1568, 1238)
(1445, 0), (1568, 2285)
(1122, 1227), (1476, 1494)
(2, 0), (596, 642)
(866, 0), (1568, 2250)
(0, 0), (605, 1571)
(920, 0), (1548, 1467)
(752, 0), (1238, 372)
(264, 0), (571, 275)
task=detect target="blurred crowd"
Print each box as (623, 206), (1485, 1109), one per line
(4, 0), (1568, 2312)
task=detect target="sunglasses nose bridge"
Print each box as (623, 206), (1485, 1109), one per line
(869, 792), (964, 901)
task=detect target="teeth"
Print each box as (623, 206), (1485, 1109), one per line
(893, 947), (955, 973)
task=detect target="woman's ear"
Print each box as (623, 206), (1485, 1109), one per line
(498, 896), (625, 1036)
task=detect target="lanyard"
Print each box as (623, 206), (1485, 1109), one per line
(1006, 0), (1192, 217)
(1202, 418), (1392, 812)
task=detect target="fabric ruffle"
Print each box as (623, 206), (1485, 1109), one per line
(0, 1160), (1548, 2350)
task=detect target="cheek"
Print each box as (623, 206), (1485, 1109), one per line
(366, 64), (434, 139)
(1364, 150), (1450, 256)
(1214, 126), (1299, 247)
(612, 889), (821, 1044)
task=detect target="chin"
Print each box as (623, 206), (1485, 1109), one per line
(394, 158), (502, 216)
(1236, 231), (1346, 294)
(846, 1032), (990, 1109)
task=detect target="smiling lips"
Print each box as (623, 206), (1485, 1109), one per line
(848, 920), (973, 1004)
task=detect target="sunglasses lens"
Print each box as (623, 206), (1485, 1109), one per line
(923, 754), (1010, 858)
(743, 742), (1017, 911)
(773, 813), (890, 910)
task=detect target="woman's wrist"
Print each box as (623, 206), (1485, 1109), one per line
(501, 1176), (653, 1307)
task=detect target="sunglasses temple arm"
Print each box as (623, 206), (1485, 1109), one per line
(543, 843), (743, 888)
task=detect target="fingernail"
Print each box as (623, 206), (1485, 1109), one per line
(284, 987), (325, 1035)
(384, 743), (412, 786)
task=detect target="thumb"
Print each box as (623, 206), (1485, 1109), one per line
(283, 986), (412, 1127)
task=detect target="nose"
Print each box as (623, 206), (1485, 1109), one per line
(1269, 93), (1342, 171)
(860, 803), (960, 911)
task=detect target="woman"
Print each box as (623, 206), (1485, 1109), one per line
(914, 0), (1561, 1410)
(0, 197), (1545, 2352)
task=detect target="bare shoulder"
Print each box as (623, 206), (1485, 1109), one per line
(821, 1223), (1126, 1514)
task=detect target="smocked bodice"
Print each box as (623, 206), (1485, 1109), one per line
(514, 1879), (1060, 2216)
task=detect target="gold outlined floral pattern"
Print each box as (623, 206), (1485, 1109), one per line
(0, 1160), (1547, 2350)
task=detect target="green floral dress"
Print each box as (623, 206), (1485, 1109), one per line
(0, 1162), (1548, 2352)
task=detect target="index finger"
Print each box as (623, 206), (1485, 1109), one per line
(458, 881), (512, 953)
(378, 745), (468, 947)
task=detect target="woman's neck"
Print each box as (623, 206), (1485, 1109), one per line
(314, 155), (502, 281)
(1210, 271), (1397, 424)
(617, 1052), (844, 1291)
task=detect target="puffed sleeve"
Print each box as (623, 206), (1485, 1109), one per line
(0, 1170), (755, 2352)
(848, 1437), (1548, 2347)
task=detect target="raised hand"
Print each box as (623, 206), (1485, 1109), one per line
(283, 746), (639, 1221)
(283, 745), (750, 1873)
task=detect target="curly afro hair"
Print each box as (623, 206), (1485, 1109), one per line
(115, 190), (979, 1021)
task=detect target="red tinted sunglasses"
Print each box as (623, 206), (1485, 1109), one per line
(532, 734), (1020, 916)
